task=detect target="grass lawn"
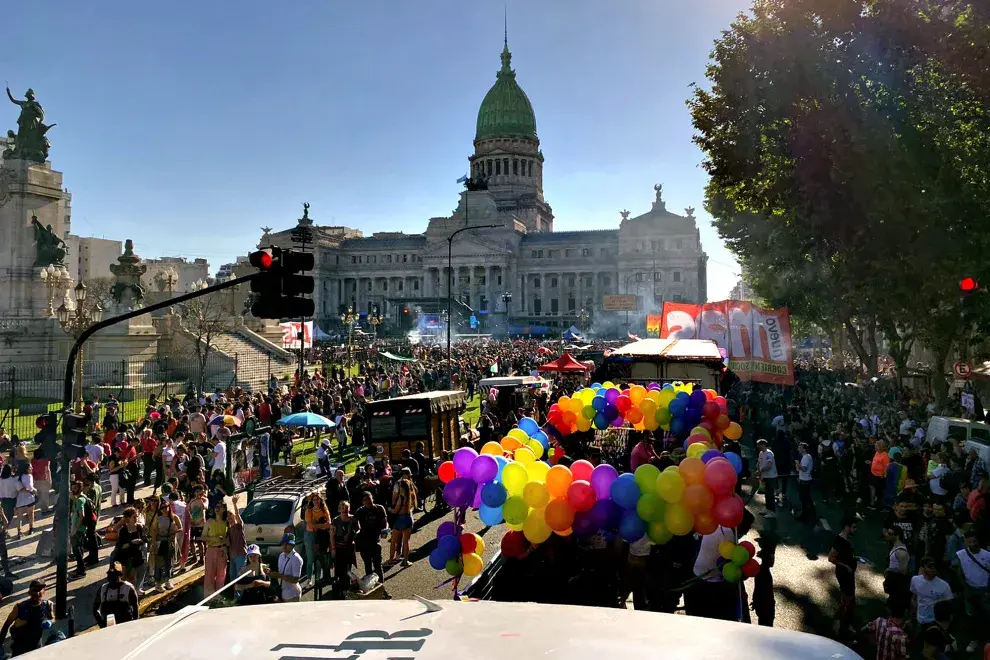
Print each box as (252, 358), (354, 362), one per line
(462, 394), (481, 427)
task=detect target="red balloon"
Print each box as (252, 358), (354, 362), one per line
(693, 511), (719, 535)
(561, 411), (577, 425)
(701, 401), (720, 421)
(460, 533), (478, 554)
(742, 558), (761, 578)
(714, 396), (728, 414)
(438, 461), (457, 484)
(739, 540), (756, 557)
(704, 389), (716, 402)
(712, 494), (745, 528)
(567, 480), (597, 512)
(615, 394), (632, 413)
(571, 459), (594, 482)
(549, 404), (560, 414)
(687, 433), (709, 447)
(704, 459), (738, 495)
(501, 530), (530, 559)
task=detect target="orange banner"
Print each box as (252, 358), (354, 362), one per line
(646, 314), (663, 336)
(659, 300), (794, 385)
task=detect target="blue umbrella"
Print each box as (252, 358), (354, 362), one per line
(276, 412), (336, 428)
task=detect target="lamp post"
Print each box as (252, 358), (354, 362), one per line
(447, 224), (502, 388)
(368, 305), (382, 343)
(39, 264), (70, 317)
(501, 291), (512, 334)
(340, 305), (357, 370)
(190, 279), (208, 292)
(56, 282), (104, 412)
(578, 307), (590, 333)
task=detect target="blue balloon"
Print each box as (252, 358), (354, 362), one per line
(689, 390), (708, 408)
(662, 383), (674, 390)
(494, 455), (509, 478)
(591, 382), (603, 390)
(725, 451), (744, 475)
(702, 449), (724, 463)
(610, 473), (641, 510)
(675, 391), (690, 401)
(518, 417), (540, 437)
(590, 499), (621, 530)
(669, 398), (687, 417)
(670, 418), (688, 439)
(593, 412), (609, 429)
(437, 534), (461, 560)
(619, 509), (647, 542)
(686, 407), (703, 427)
(604, 404), (619, 421)
(531, 430), (550, 449)
(479, 504), (504, 526)
(592, 395), (607, 412)
(429, 548), (448, 570)
(481, 481), (507, 508)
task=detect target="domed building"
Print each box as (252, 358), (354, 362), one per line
(262, 38), (708, 337)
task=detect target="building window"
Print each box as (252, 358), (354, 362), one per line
(654, 271), (662, 282)
(383, 281), (388, 291)
(600, 248), (608, 257)
(496, 160), (501, 175)
(603, 276), (611, 287)
(550, 277), (558, 288)
(367, 281), (372, 291)
(567, 275), (576, 287)
(534, 298), (542, 315)
(513, 159), (518, 175)
(567, 297), (576, 312)
(635, 273), (643, 283)
(531, 250), (538, 258)
(413, 280), (419, 290)
(479, 275), (486, 285)
(651, 240), (660, 251)
(673, 271), (681, 282)
(565, 249), (576, 258)
(534, 277), (541, 289)
(503, 158), (509, 174)
(351, 256), (357, 264)
(550, 298), (559, 314)
(584, 276), (593, 287)
(582, 248), (591, 257)
(676, 239), (684, 250)
(548, 249), (559, 259)
(497, 275), (502, 285)
(528, 160), (533, 177)
(673, 294), (683, 302)
(486, 160), (492, 176)
(336, 256), (339, 264)
(386, 255), (392, 263)
(403, 254), (407, 262)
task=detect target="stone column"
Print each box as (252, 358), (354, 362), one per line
(578, 272), (585, 312)
(468, 266), (475, 311)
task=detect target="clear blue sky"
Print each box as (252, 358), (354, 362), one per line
(3, 0), (745, 298)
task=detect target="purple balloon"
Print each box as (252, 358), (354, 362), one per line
(470, 454), (499, 484)
(453, 447), (479, 477)
(443, 477), (476, 508)
(572, 511), (598, 536)
(701, 449), (724, 463)
(437, 521), (457, 538)
(590, 463), (619, 499)
(604, 388), (620, 404)
(589, 498), (621, 530)
(610, 416), (625, 428)
(689, 390), (708, 408)
(471, 484), (483, 510)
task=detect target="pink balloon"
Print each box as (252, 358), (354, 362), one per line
(567, 480), (597, 512)
(712, 494), (745, 528)
(704, 458), (738, 496)
(571, 460), (594, 482)
(687, 433), (709, 447)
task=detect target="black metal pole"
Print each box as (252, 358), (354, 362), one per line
(55, 271), (258, 619)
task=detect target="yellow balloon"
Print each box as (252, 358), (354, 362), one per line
(646, 390), (662, 404)
(462, 552), (483, 577)
(527, 460), (550, 484)
(507, 521), (524, 531)
(602, 381), (616, 389)
(523, 508), (552, 544)
(481, 441), (503, 456)
(502, 462), (529, 495)
(508, 428), (530, 444)
(647, 521), (673, 545)
(687, 442), (709, 459)
(473, 535), (486, 556)
(575, 417), (592, 432)
(579, 388), (596, 404)
(657, 469), (686, 504)
(643, 417), (660, 432)
(515, 446), (536, 465)
(664, 503), (695, 536)
(523, 481), (550, 509)
(718, 540), (736, 560)
(528, 439), (545, 460)
(640, 399), (658, 418)
(658, 389), (675, 407)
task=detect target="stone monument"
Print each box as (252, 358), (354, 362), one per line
(109, 240), (148, 312)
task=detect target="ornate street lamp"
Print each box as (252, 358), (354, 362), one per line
(578, 307), (590, 332)
(155, 266), (178, 297)
(57, 282), (104, 412)
(39, 264), (70, 317)
(368, 305), (383, 343)
(340, 305), (358, 370)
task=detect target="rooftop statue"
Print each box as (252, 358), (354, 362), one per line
(6, 87), (55, 162)
(31, 214), (67, 267)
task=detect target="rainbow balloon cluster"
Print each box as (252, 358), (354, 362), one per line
(428, 523), (487, 577)
(546, 382), (742, 443)
(717, 539), (762, 582)
(433, 418), (750, 575)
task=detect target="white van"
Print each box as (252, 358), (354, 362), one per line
(240, 476), (326, 557)
(926, 416), (990, 464)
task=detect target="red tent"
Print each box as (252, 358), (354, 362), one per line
(537, 353), (591, 372)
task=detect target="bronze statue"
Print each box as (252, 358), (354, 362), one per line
(31, 214), (67, 266)
(1, 131), (14, 160)
(6, 87), (56, 162)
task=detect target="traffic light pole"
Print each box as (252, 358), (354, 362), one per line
(55, 272), (259, 619)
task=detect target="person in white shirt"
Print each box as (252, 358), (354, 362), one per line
(771, 413), (786, 433)
(84, 439), (105, 466)
(316, 439), (331, 476)
(756, 438), (778, 518)
(956, 530), (990, 652)
(272, 534), (303, 602)
(794, 443), (816, 524)
(910, 557), (953, 626)
(188, 409), (207, 436)
(687, 525), (738, 620)
(211, 437), (227, 474)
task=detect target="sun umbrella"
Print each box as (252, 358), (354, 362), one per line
(277, 412), (336, 428)
(208, 414), (241, 428)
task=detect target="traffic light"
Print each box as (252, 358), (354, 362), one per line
(248, 247), (315, 319)
(960, 277), (980, 294)
(61, 412), (87, 458)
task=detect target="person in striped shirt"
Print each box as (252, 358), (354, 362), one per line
(863, 600), (909, 660)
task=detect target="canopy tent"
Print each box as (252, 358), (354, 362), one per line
(537, 352), (592, 373)
(562, 325), (584, 342)
(313, 325), (332, 341)
(379, 351), (418, 363)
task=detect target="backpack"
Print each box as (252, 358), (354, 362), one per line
(83, 497), (97, 525)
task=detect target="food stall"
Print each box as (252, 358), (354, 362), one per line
(596, 338), (725, 389)
(478, 375), (551, 414)
(365, 390), (467, 462)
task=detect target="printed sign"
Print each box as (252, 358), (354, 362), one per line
(280, 321), (313, 350)
(602, 295), (638, 312)
(953, 361), (972, 379)
(659, 300), (795, 385)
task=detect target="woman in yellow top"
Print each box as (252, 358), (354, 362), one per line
(304, 494), (332, 581)
(202, 501), (229, 596)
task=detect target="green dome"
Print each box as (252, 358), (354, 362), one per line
(475, 43), (538, 142)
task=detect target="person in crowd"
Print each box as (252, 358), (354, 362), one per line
(13, 464), (35, 538)
(387, 468), (417, 567)
(0, 580), (53, 657)
(910, 556), (953, 630)
(202, 500), (230, 596)
(114, 506), (145, 587)
(187, 485), (207, 566)
(828, 514), (858, 640)
(751, 532), (777, 627)
(108, 444), (126, 509)
(304, 493), (332, 582)
(354, 491), (387, 584)
(955, 527), (990, 652)
(331, 501), (356, 597)
(0, 466), (19, 536)
(864, 599), (909, 660)
(227, 496), (247, 580)
(272, 534), (303, 603)
(234, 544), (270, 606)
(150, 496), (182, 592)
(883, 525), (911, 604)
(82, 473), (101, 566)
(92, 562), (139, 628)
(755, 438), (777, 518)
(794, 442), (817, 523)
(30, 450), (51, 516)
(630, 432), (658, 472)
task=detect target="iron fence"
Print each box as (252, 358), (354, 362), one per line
(0, 350), (282, 442)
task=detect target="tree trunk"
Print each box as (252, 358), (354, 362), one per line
(843, 317), (870, 375)
(932, 342), (951, 408)
(867, 316), (879, 376)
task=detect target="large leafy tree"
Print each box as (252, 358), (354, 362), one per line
(690, 0), (990, 392)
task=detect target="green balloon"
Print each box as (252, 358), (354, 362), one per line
(655, 408), (672, 425)
(445, 558), (463, 576)
(582, 405), (597, 420)
(730, 545), (750, 566)
(636, 492), (666, 522)
(503, 495), (530, 526)
(722, 562), (742, 583)
(634, 463), (661, 494)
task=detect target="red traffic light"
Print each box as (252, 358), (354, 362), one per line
(960, 276), (979, 293)
(249, 249), (275, 270)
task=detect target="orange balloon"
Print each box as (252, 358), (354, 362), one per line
(681, 483), (715, 514)
(693, 511), (718, 535)
(546, 465), (574, 499)
(724, 422), (743, 441)
(501, 436), (522, 451)
(679, 457), (706, 486)
(626, 407), (644, 424)
(544, 498), (575, 531)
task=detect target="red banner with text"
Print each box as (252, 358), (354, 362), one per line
(659, 300), (795, 385)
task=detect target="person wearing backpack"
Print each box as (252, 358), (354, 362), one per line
(92, 562), (138, 627)
(68, 481), (94, 578)
(0, 579), (53, 656)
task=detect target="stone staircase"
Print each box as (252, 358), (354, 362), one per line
(210, 330), (295, 390)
